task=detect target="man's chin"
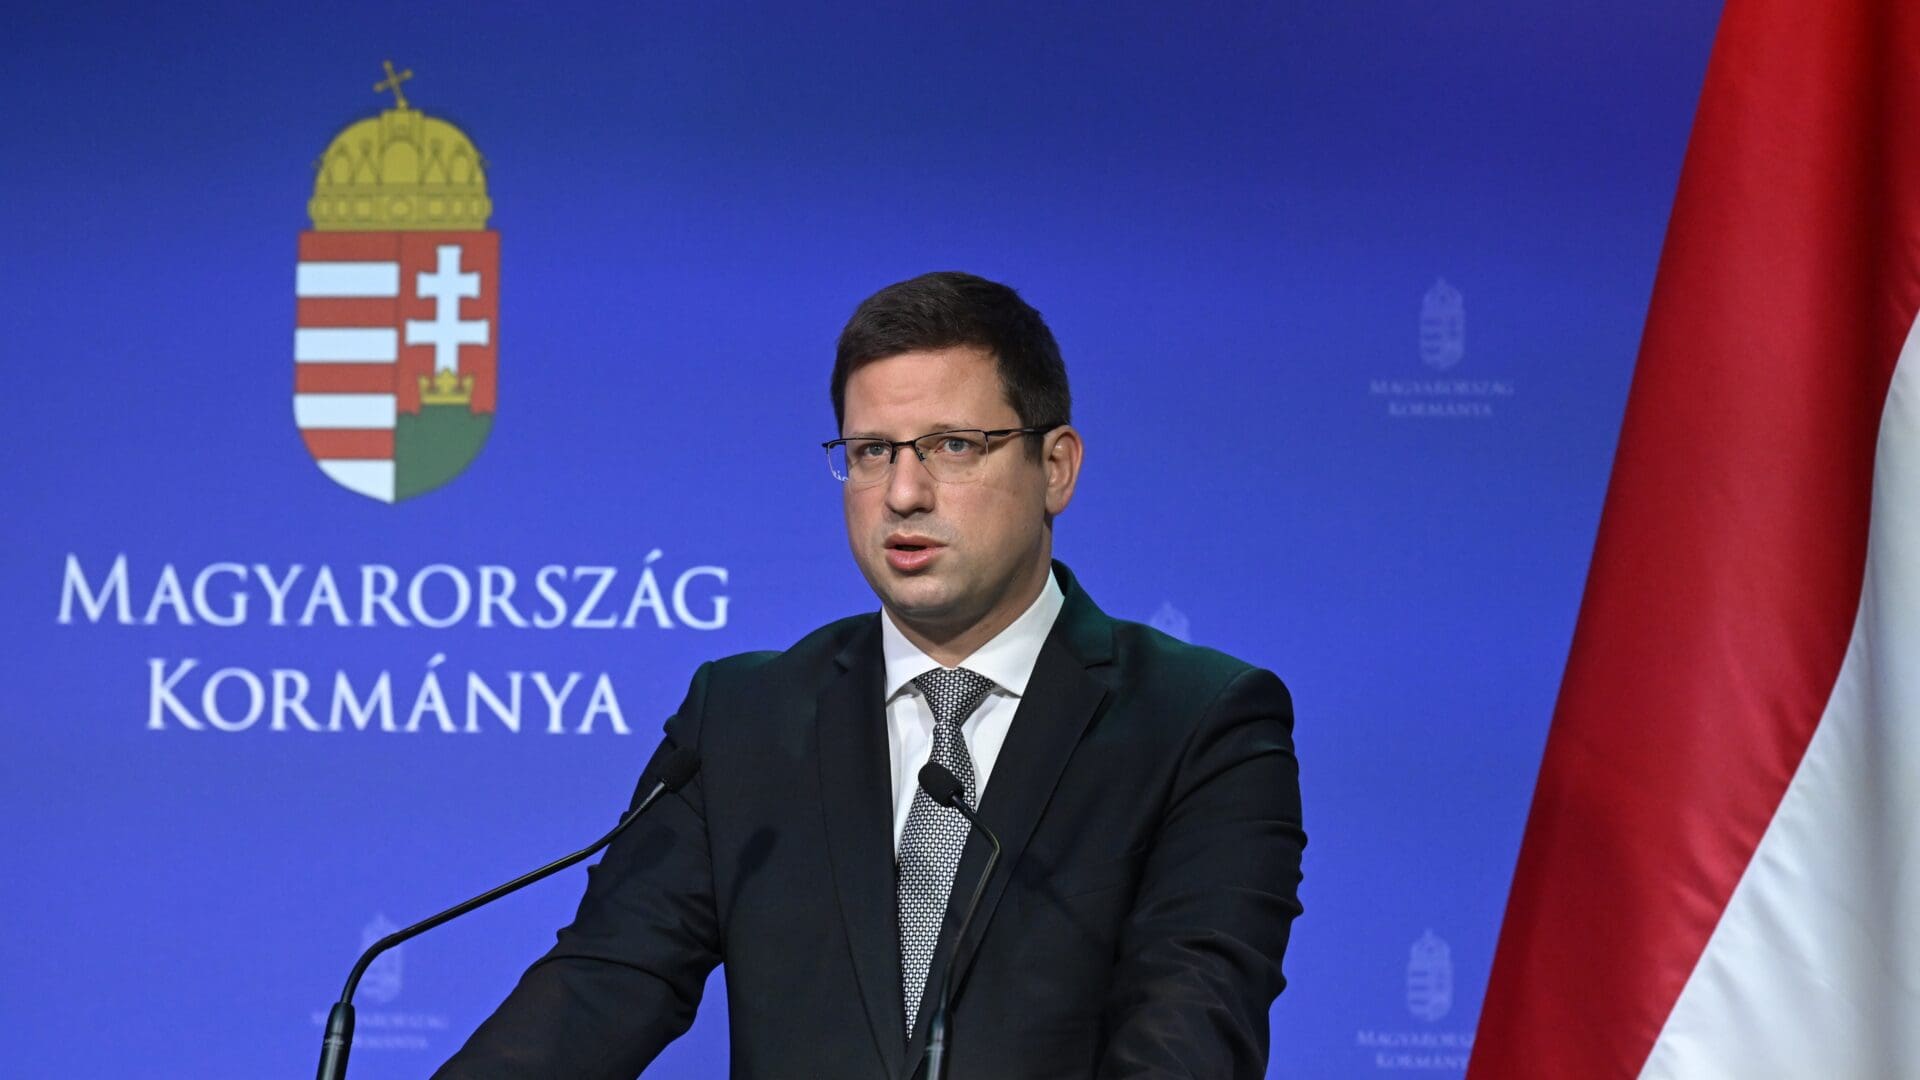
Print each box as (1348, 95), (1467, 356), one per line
(876, 574), (965, 624)
(881, 582), (953, 615)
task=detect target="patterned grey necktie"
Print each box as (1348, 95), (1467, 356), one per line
(897, 666), (996, 1036)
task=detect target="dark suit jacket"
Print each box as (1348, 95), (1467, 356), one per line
(436, 562), (1304, 1079)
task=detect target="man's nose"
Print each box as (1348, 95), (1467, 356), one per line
(883, 446), (937, 516)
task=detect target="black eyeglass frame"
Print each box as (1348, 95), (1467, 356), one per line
(820, 425), (1059, 483)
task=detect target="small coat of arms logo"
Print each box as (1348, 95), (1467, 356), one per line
(359, 913), (404, 1004)
(1149, 601), (1191, 643)
(294, 62), (498, 502)
(1405, 929), (1453, 1022)
(1418, 278), (1464, 371)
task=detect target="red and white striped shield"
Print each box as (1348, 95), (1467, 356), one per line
(293, 231), (498, 502)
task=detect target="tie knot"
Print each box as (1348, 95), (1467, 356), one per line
(911, 666), (997, 727)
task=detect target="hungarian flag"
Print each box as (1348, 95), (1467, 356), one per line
(1472, 2), (1920, 1077)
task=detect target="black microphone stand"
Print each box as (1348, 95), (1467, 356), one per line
(316, 754), (696, 1080)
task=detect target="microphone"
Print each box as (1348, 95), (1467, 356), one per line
(915, 761), (1002, 1080)
(315, 747), (700, 1080)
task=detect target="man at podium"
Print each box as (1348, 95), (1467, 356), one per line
(435, 271), (1305, 1079)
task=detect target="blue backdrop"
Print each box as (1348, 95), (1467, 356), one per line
(1, 3), (1721, 1075)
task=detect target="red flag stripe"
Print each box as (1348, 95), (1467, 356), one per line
(1470, 2), (1918, 1076)
(296, 297), (397, 328)
(300, 429), (394, 461)
(295, 364), (396, 394)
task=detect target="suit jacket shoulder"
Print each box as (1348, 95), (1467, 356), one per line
(1109, 616), (1269, 688)
(666, 613), (873, 744)
(1099, 615), (1292, 745)
(709, 611), (870, 685)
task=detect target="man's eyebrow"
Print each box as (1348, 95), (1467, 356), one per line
(842, 423), (981, 440)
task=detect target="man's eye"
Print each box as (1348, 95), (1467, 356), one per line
(852, 442), (889, 459)
(938, 437), (979, 455)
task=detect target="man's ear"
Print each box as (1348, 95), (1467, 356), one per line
(1042, 425), (1083, 516)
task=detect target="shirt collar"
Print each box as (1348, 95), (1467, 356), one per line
(881, 568), (1065, 702)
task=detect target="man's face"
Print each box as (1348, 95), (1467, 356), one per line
(840, 346), (1057, 639)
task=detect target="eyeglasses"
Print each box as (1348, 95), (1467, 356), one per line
(821, 427), (1054, 485)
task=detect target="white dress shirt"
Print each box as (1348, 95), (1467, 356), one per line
(881, 569), (1066, 852)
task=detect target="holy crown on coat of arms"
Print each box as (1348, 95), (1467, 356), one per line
(310, 60), (492, 234)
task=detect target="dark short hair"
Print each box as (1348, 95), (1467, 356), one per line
(831, 272), (1071, 443)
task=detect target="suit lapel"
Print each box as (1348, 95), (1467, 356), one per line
(816, 616), (908, 1079)
(903, 564), (1115, 1068)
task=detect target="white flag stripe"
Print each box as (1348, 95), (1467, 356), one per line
(1640, 311), (1920, 1079)
(296, 262), (400, 298)
(317, 460), (396, 503)
(294, 394), (396, 430)
(294, 328), (398, 363)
